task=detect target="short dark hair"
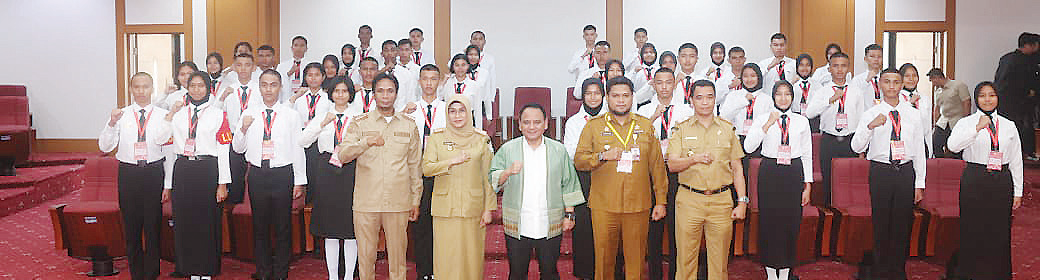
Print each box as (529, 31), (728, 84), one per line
(323, 76), (356, 103)
(898, 63), (918, 77)
(926, 68), (946, 78)
(234, 53), (254, 61)
(398, 38), (412, 47)
(206, 52), (223, 68)
(825, 43), (842, 55)
(634, 27), (647, 35)
(583, 25), (596, 32)
(234, 41), (253, 53)
(381, 39), (397, 48)
(679, 43), (698, 54)
(257, 45), (275, 53)
(187, 71), (213, 94)
(359, 57), (379, 68)
(771, 33), (787, 41)
(372, 72), (399, 92)
(654, 67), (675, 77)
(292, 35), (307, 45)
(260, 69), (282, 82)
(865, 44), (883, 55)
(419, 64), (440, 73)
(728, 46), (745, 56)
(174, 61), (199, 89)
(1018, 32), (1040, 48)
(879, 67), (901, 77)
(604, 59), (624, 73)
(471, 30), (485, 38)
(795, 53), (813, 69)
(692, 79), (716, 93)
(359, 25), (372, 32)
(518, 103), (547, 119)
(605, 76), (634, 94)
(829, 52), (850, 62)
(410, 28), (423, 35)
(595, 41), (610, 48)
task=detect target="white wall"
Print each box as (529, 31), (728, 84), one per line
(125, 0), (183, 25)
(623, 0), (780, 74)
(0, 0), (116, 139)
(280, 0), (435, 64)
(451, 0), (606, 118)
(955, 0), (1040, 88)
(885, 0), (944, 22)
(854, 0), (877, 75)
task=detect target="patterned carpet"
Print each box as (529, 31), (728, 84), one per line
(0, 170), (1037, 279)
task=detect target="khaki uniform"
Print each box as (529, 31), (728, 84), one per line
(421, 128), (495, 280)
(666, 116), (745, 280)
(338, 110), (422, 280)
(574, 113), (667, 280)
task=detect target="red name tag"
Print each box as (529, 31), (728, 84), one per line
(836, 113), (849, 130)
(741, 119), (753, 134)
(262, 140), (275, 160)
(328, 146), (343, 167)
(134, 142), (148, 161)
(890, 140), (906, 161)
(777, 145), (792, 165)
(183, 139), (196, 156)
(988, 151), (1003, 171)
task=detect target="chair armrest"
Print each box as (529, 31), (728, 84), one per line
(49, 204), (68, 250)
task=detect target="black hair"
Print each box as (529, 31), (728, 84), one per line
(974, 81), (997, 109)
(898, 63), (918, 77)
(771, 33), (787, 41)
(323, 76), (356, 103)
(449, 53), (470, 75)
(583, 25), (596, 32)
(772, 80), (795, 111)
(359, 25), (372, 32)
(257, 45), (275, 53)
(825, 43), (842, 58)
(829, 52), (850, 62)
(659, 51), (677, 66)
(341, 44), (356, 56)
(420, 64), (440, 73)
(634, 27), (647, 35)
(926, 68), (946, 79)
(187, 71), (213, 95)
(322, 55), (340, 72)
(605, 76), (635, 94)
(359, 57), (379, 68)
(372, 72), (399, 92)
(206, 52), (223, 69)
(398, 38), (412, 47)
(879, 67), (901, 79)
(678, 43), (698, 54)
(292, 35), (307, 45)
(471, 30), (485, 38)
(692, 79), (716, 94)
(795, 53), (814, 69)
(1018, 32), (1040, 48)
(260, 69), (282, 83)
(654, 67), (675, 77)
(865, 44), (883, 55)
(728, 46), (745, 56)
(234, 52), (254, 61)
(741, 63), (764, 92)
(234, 42), (253, 53)
(518, 103), (547, 119)
(382, 39), (397, 48)
(640, 42), (658, 66)
(410, 28), (423, 35)
(581, 77), (604, 97)
(301, 62), (325, 88)
(595, 40), (610, 48)
(710, 42), (726, 55)
(466, 45), (482, 56)
(174, 61), (200, 89)
(604, 59), (625, 76)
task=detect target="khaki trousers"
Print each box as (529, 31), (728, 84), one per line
(675, 189), (735, 280)
(592, 209), (650, 280)
(354, 211), (410, 280)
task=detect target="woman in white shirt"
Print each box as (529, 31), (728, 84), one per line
(898, 63), (934, 157)
(206, 53), (223, 90)
(465, 45), (492, 121)
(440, 53), (482, 122)
(165, 71), (231, 279)
(561, 78), (604, 279)
(720, 63), (773, 151)
(158, 62), (199, 110)
(946, 82), (1022, 280)
(743, 80), (813, 280)
(300, 76), (363, 280)
(628, 42), (658, 103)
(792, 54), (820, 132)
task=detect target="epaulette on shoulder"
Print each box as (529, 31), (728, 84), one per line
(354, 114), (370, 121)
(431, 128), (445, 134)
(398, 113), (415, 121)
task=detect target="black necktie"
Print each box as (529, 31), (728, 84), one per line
(334, 114), (345, 147)
(188, 107), (199, 139)
(456, 83), (464, 94)
(363, 90), (372, 113)
(872, 77), (880, 100)
(834, 85), (847, 132)
(424, 104), (433, 136)
(240, 86), (249, 112)
(889, 110), (900, 163)
(137, 109), (147, 142)
(263, 109), (274, 141)
(294, 61), (301, 80)
(414, 52), (421, 64)
(308, 93), (319, 120)
(683, 76), (692, 104)
(660, 106), (672, 140)
(780, 115), (789, 145)
(778, 60), (786, 81)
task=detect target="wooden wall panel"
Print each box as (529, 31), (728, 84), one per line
(782, 0), (856, 69)
(207, 0), (278, 59)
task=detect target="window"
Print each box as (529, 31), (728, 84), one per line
(124, 33), (185, 105)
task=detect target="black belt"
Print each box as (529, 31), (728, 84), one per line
(120, 158), (164, 167)
(178, 155), (216, 161)
(679, 184), (733, 195)
(966, 162), (1011, 173)
(824, 132), (853, 142)
(870, 160), (912, 170)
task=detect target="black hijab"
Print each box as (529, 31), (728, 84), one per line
(580, 78), (605, 116)
(741, 63), (764, 93)
(772, 80), (793, 113)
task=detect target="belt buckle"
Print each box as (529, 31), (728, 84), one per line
(703, 189), (715, 195)
(187, 156), (198, 161)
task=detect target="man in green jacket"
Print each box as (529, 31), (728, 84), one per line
(490, 103), (586, 280)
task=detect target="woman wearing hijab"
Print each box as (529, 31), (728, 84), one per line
(743, 81), (814, 280)
(946, 82), (1023, 280)
(422, 95), (495, 280)
(721, 63), (773, 153)
(300, 76), (361, 280)
(628, 42), (658, 103)
(165, 71), (231, 279)
(562, 78), (606, 280)
(792, 54), (820, 132)
(898, 63), (934, 157)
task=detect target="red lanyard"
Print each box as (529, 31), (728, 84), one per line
(334, 114), (348, 146)
(778, 61), (785, 76)
(136, 109), (153, 141)
(363, 89), (372, 112)
(834, 86), (848, 113)
(987, 119), (999, 151)
(307, 93), (320, 120)
(414, 52), (421, 64)
(587, 54), (594, 68)
(455, 82), (466, 94)
(211, 81), (222, 96)
(746, 96), (756, 120)
(780, 115), (790, 145)
(424, 106), (436, 129)
(800, 81), (811, 104)
(188, 107), (199, 139)
(715, 68), (722, 81)
(469, 71), (479, 81)
(871, 77), (880, 100)
(263, 110), (277, 140)
(889, 111), (901, 140)
(239, 87), (250, 112)
(645, 67), (652, 81)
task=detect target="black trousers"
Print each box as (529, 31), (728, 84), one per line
(248, 164), (294, 279)
(572, 171), (594, 279)
(506, 235), (563, 280)
(820, 133), (857, 205)
(1005, 109), (1036, 156)
(118, 160), (164, 280)
(410, 177), (435, 278)
(303, 145), (320, 203)
(647, 172), (678, 280)
(868, 161), (916, 280)
(958, 163), (1013, 280)
(228, 150), (247, 204)
(808, 116), (821, 133)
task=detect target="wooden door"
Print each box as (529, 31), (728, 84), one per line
(207, 0), (279, 59)
(781, 0), (856, 69)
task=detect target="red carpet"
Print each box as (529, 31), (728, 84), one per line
(0, 170), (1038, 279)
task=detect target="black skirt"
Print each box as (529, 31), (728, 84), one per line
(959, 163), (1013, 280)
(571, 170), (594, 279)
(757, 157), (804, 268)
(171, 156), (223, 275)
(309, 152), (357, 239)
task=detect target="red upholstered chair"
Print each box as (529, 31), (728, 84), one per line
(741, 158), (823, 262)
(49, 157), (125, 276)
(0, 94), (32, 172)
(918, 158), (964, 261)
(230, 180), (306, 261)
(508, 87), (556, 139)
(566, 87), (581, 119)
(0, 85), (27, 96)
(482, 88), (503, 149)
(809, 133), (826, 205)
(829, 158), (873, 263)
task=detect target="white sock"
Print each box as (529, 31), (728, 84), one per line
(778, 268), (790, 280)
(765, 267), (778, 280)
(325, 239), (342, 280)
(200, 277), (211, 280)
(190, 276), (201, 280)
(343, 239), (359, 278)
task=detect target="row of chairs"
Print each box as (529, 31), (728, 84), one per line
(0, 85), (32, 175)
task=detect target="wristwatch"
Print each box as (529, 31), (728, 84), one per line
(737, 196), (750, 203)
(564, 212), (575, 220)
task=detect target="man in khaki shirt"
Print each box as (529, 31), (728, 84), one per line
(927, 68), (972, 157)
(666, 80), (748, 280)
(338, 73), (422, 280)
(575, 77), (667, 280)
